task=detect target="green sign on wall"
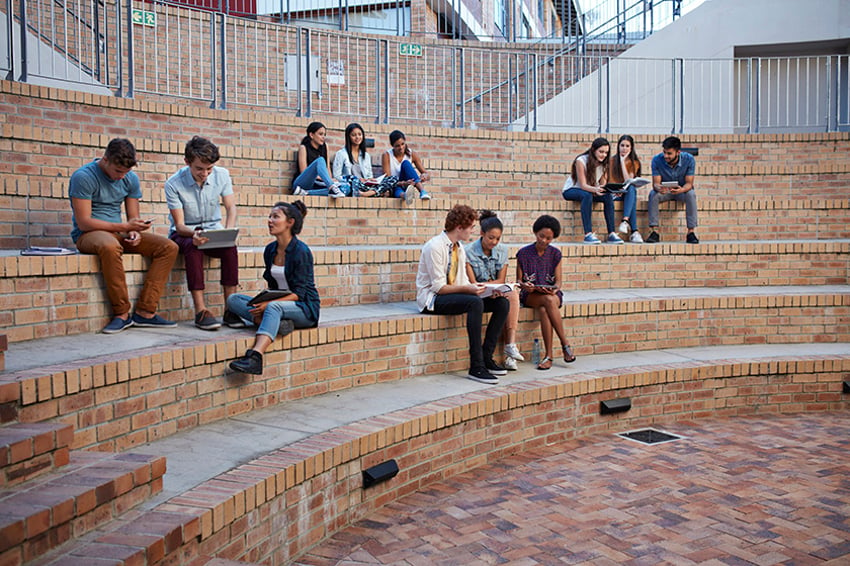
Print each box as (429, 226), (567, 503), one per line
(132, 9), (157, 27)
(399, 43), (423, 57)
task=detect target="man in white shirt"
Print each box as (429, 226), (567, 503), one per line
(416, 205), (509, 384)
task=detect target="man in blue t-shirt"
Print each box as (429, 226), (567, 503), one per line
(647, 136), (699, 244)
(69, 138), (179, 334)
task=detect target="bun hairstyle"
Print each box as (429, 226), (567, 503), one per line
(479, 209), (503, 233)
(273, 200), (308, 235)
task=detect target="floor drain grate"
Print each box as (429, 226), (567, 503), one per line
(618, 428), (682, 445)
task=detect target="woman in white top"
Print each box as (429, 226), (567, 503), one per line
(332, 123), (380, 197)
(382, 130), (432, 204)
(562, 137), (622, 244)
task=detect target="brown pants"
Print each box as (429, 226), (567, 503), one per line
(76, 230), (178, 316)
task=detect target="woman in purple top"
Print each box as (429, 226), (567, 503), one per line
(515, 214), (576, 370)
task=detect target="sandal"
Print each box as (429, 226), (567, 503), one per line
(537, 356), (553, 370)
(563, 344), (576, 363)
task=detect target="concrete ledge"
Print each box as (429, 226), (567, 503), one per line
(1, 286), (848, 453)
(2, 240), (849, 343)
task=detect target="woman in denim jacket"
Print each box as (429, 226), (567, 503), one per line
(227, 200), (320, 374)
(464, 210), (523, 370)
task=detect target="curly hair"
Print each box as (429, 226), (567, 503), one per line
(532, 214), (561, 239)
(444, 204), (478, 232)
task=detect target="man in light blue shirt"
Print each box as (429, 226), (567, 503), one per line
(165, 136), (240, 330)
(647, 136), (699, 244)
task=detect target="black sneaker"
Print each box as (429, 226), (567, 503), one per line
(223, 310), (247, 328)
(686, 232), (700, 244)
(646, 231), (660, 243)
(194, 309), (221, 331)
(484, 358), (508, 376)
(466, 367), (499, 384)
(229, 349), (263, 375)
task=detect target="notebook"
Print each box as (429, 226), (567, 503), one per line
(196, 228), (240, 249)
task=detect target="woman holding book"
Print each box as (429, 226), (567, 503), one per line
(332, 123), (395, 197)
(562, 137), (622, 244)
(227, 200), (320, 375)
(608, 134), (644, 243)
(516, 214), (575, 370)
(464, 210), (523, 370)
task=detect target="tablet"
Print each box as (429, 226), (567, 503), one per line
(197, 228), (239, 249)
(661, 181), (680, 188)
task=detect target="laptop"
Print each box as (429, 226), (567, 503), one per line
(196, 228), (240, 249)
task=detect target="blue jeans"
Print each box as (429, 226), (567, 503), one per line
(392, 160), (421, 198)
(292, 159), (339, 196)
(227, 294), (313, 340)
(562, 187), (616, 235)
(615, 186), (638, 231)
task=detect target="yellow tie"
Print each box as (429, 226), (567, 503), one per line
(447, 243), (459, 285)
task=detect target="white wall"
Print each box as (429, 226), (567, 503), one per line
(521, 0), (850, 133)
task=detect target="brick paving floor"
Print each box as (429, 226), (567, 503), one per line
(296, 412), (850, 566)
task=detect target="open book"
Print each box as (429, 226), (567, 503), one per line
(603, 178), (649, 193)
(247, 289), (291, 306)
(363, 175), (386, 186)
(480, 283), (516, 298)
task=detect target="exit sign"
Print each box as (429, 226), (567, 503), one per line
(132, 9), (157, 27)
(399, 43), (423, 57)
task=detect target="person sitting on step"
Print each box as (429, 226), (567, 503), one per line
(227, 200), (320, 375)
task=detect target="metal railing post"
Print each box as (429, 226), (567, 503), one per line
(670, 58), (676, 134)
(18, 0), (28, 81)
(220, 13), (227, 108)
(339, 0), (345, 31)
(604, 56), (611, 133)
(210, 16), (217, 109)
(678, 57), (684, 133)
(304, 30), (311, 117)
(295, 27), (302, 117)
(457, 47), (465, 128)
(531, 52), (538, 132)
(374, 38), (381, 123)
(745, 58), (752, 134)
(382, 38), (389, 123)
(754, 57), (761, 133)
(451, 47), (463, 128)
(523, 52), (530, 132)
(124, 0), (134, 98)
(826, 55), (833, 132)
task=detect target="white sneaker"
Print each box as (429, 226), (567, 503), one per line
(629, 231), (644, 243)
(618, 220), (630, 235)
(329, 184), (346, 199)
(292, 187), (307, 196)
(404, 185), (417, 205)
(504, 357), (518, 371)
(504, 343), (525, 361)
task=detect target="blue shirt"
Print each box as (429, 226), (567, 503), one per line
(651, 151), (695, 187)
(262, 237), (320, 326)
(464, 239), (508, 283)
(164, 166), (233, 235)
(68, 159), (142, 243)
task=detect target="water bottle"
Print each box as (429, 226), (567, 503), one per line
(532, 338), (540, 366)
